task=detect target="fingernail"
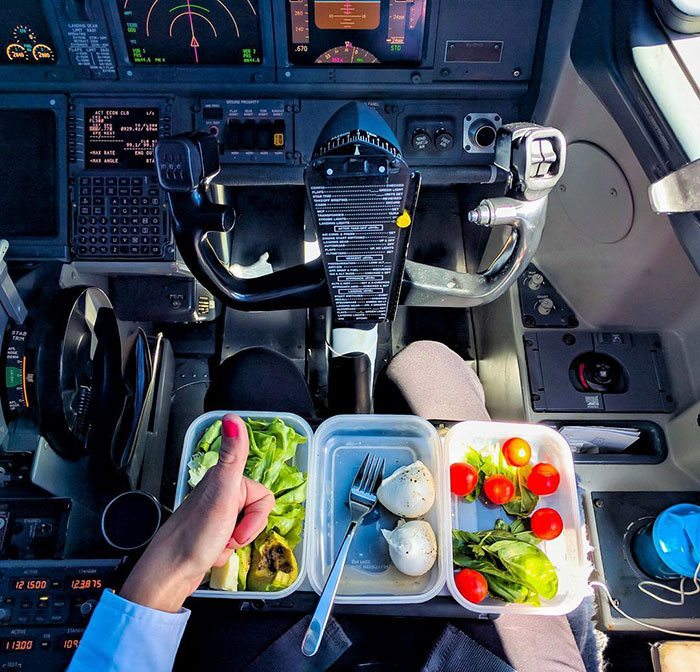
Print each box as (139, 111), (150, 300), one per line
(222, 418), (239, 438)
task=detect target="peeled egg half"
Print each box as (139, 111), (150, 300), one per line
(382, 520), (437, 577)
(377, 460), (435, 518)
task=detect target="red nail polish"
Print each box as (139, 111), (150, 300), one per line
(222, 418), (239, 438)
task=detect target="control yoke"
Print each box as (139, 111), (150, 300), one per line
(404, 123), (566, 307)
(155, 108), (566, 314)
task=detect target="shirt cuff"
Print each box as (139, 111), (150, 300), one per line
(67, 589), (190, 672)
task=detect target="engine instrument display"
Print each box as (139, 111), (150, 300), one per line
(85, 108), (160, 170)
(118, 0), (263, 65)
(287, 0), (427, 65)
(0, 1), (56, 65)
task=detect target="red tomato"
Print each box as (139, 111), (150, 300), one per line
(450, 462), (479, 497)
(531, 508), (564, 540)
(455, 569), (488, 603)
(501, 437), (532, 467)
(483, 474), (515, 504)
(527, 463), (560, 496)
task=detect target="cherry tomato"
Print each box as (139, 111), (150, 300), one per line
(483, 474), (515, 504)
(455, 568), (488, 603)
(501, 437), (532, 467)
(531, 507), (564, 540)
(527, 463), (561, 496)
(450, 462), (479, 497)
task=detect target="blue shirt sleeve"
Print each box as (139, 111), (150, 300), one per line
(67, 589), (190, 672)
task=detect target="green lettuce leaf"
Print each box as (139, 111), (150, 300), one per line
(187, 417), (308, 551)
(187, 449), (220, 487)
(485, 539), (559, 600)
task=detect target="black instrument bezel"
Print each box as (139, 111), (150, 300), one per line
(273, 0), (440, 84)
(0, 93), (69, 260)
(102, 0), (277, 83)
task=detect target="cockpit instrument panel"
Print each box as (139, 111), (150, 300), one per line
(0, 1), (56, 65)
(85, 108), (160, 170)
(118, 0), (263, 65)
(287, 0), (427, 65)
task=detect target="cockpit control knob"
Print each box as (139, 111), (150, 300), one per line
(411, 129), (431, 151)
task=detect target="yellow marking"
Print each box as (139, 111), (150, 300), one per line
(22, 356), (28, 408)
(396, 210), (411, 228)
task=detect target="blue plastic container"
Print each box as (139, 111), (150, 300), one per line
(632, 503), (700, 579)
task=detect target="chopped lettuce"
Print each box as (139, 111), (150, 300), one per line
(187, 416), (307, 553)
(236, 546), (252, 591)
(188, 449), (220, 487)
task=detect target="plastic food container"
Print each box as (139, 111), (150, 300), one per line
(445, 421), (588, 616)
(174, 410), (314, 600)
(307, 415), (449, 604)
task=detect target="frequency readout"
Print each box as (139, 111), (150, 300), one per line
(85, 108), (159, 170)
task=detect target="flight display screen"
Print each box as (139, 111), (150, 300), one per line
(287, 0), (427, 65)
(118, 0), (263, 65)
(0, 110), (58, 237)
(85, 108), (159, 170)
(0, 0), (57, 65)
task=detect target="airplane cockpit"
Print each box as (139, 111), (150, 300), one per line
(0, 1), (699, 670)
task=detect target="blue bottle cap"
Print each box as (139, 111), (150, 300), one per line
(652, 503), (700, 578)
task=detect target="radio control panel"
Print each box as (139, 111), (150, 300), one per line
(0, 559), (122, 671)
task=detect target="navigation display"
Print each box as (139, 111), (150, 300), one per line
(0, 0), (56, 65)
(85, 108), (159, 170)
(118, 0), (263, 65)
(287, 0), (427, 65)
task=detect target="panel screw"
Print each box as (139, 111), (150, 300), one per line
(441, 68), (450, 77)
(411, 72), (422, 84)
(563, 333), (576, 345)
(594, 498), (604, 508)
(609, 188), (618, 197)
(532, 393), (541, 402)
(513, 68), (521, 77)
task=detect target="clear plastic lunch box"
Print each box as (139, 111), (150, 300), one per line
(445, 421), (589, 616)
(174, 410), (314, 600)
(307, 415), (449, 604)
(176, 413), (588, 612)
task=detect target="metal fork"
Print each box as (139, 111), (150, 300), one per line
(301, 453), (385, 657)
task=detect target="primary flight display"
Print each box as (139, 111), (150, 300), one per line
(287, 0), (427, 65)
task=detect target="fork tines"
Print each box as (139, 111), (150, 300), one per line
(355, 453), (385, 495)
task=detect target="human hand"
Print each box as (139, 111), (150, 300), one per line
(120, 414), (275, 612)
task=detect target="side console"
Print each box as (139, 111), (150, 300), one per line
(68, 97), (177, 261)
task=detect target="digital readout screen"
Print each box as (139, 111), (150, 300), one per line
(11, 577), (48, 590)
(85, 107), (159, 170)
(65, 576), (103, 591)
(3, 637), (34, 652)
